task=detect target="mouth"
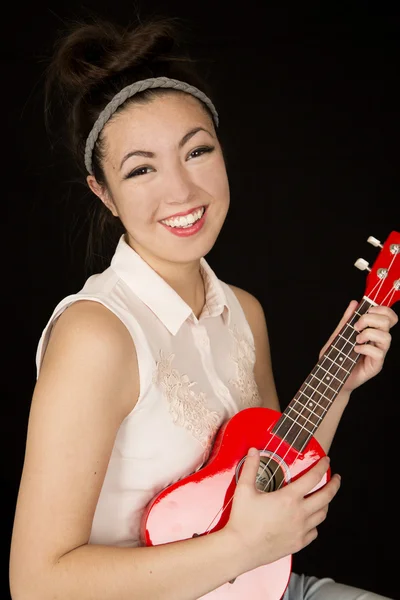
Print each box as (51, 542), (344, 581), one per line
(160, 206), (206, 229)
(159, 206), (208, 237)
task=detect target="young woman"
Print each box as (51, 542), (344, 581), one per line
(9, 15), (397, 600)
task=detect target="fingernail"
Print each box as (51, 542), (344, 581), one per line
(248, 447), (258, 456)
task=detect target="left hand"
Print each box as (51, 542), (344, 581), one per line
(319, 300), (398, 393)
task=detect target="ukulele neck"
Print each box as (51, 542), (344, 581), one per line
(271, 298), (375, 452)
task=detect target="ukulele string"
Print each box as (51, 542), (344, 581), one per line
(258, 301), (368, 493)
(384, 288), (397, 305)
(367, 247), (398, 307)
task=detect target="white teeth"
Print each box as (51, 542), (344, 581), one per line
(161, 207), (205, 228)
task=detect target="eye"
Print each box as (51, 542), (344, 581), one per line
(188, 145), (215, 160)
(125, 166), (154, 179)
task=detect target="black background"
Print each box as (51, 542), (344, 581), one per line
(3, 2), (400, 599)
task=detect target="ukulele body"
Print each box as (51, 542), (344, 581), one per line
(141, 406), (329, 600)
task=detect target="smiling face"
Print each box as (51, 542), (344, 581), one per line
(87, 91), (230, 270)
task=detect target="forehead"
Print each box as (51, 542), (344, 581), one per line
(103, 92), (214, 151)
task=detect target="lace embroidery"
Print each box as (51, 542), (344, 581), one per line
(153, 350), (221, 451)
(229, 325), (261, 407)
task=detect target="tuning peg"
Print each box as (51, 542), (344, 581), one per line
(354, 258), (371, 272)
(367, 236), (383, 248)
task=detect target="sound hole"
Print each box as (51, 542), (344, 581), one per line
(236, 450), (289, 492)
(256, 453), (286, 492)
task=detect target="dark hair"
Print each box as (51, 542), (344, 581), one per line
(44, 14), (218, 272)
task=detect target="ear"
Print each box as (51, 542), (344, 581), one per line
(86, 175), (119, 217)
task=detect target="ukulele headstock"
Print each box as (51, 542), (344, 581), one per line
(354, 231), (400, 308)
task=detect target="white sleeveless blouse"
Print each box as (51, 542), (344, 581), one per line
(35, 234), (262, 548)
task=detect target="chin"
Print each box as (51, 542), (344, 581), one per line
(164, 229), (220, 263)
(167, 243), (215, 264)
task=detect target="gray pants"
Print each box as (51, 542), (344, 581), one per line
(284, 573), (393, 600)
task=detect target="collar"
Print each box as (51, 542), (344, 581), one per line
(110, 235), (230, 335)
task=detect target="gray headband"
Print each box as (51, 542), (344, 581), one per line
(84, 76), (219, 174)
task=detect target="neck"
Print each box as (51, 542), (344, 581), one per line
(165, 267), (205, 318)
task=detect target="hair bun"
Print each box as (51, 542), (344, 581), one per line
(49, 16), (182, 94)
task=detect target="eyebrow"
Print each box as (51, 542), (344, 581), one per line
(119, 126), (214, 171)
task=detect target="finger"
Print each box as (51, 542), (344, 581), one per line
(306, 506), (329, 530)
(237, 447), (261, 489)
(354, 313), (392, 333)
(367, 305), (399, 328)
(302, 527), (319, 549)
(289, 457), (331, 496)
(354, 343), (385, 361)
(355, 328), (391, 351)
(304, 473), (341, 514)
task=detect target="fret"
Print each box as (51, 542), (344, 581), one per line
(288, 405), (321, 427)
(287, 403), (323, 428)
(293, 394), (328, 418)
(300, 387), (334, 408)
(283, 412), (315, 435)
(288, 397), (325, 423)
(338, 331), (356, 344)
(291, 389), (331, 417)
(305, 372), (342, 396)
(319, 353), (354, 377)
(338, 322), (357, 336)
(336, 335), (358, 353)
(296, 378), (336, 405)
(313, 363), (346, 387)
(331, 339), (357, 357)
(335, 322), (356, 336)
(301, 397), (328, 418)
(333, 320), (358, 339)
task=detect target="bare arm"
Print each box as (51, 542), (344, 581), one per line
(9, 301), (246, 600)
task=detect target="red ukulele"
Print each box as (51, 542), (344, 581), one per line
(141, 231), (400, 599)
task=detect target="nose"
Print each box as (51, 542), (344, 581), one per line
(165, 162), (195, 205)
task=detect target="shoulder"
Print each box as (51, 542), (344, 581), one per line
(227, 284), (267, 328)
(41, 299), (139, 418)
(49, 299), (136, 365)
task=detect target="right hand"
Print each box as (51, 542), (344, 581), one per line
(224, 448), (341, 572)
